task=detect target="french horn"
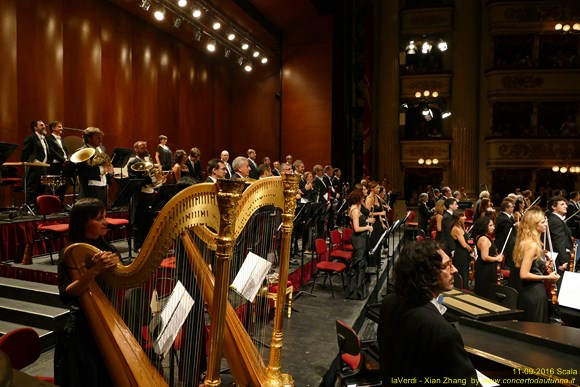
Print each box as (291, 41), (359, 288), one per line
(130, 161), (167, 188)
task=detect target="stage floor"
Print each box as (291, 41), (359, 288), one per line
(9, 237), (395, 386)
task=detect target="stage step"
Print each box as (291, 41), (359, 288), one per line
(0, 277), (65, 308)
(0, 278), (69, 351)
(0, 320), (53, 351)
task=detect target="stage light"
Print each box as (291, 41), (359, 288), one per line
(421, 41), (432, 54)
(555, 23), (563, 31)
(192, 7), (202, 18)
(237, 56), (244, 66)
(563, 24), (571, 32)
(432, 91), (438, 98)
(418, 158), (425, 165)
(415, 92), (421, 98)
(139, 0), (151, 11)
(178, 0), (187, 7)
(212, 20), (221, 30)
(224, 48), (231, 58)
(227, 30), (236, 41)
(441, 111), (452, 119)
(154, 7), (166, 21)
(173, 17), (183, 28)
(194, 28), (202, 41)
(261, 57), (268, 64)
(241, 41), (249, 50)
(437, 40), (448, 51)
(207, 39), (216, 52)
(244, 61), (253, 72)
(252, 49), (260, 58)
(407, 40), (416, 55)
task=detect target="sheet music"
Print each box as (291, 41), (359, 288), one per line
(152, 280), (195, 356)
(231, 251), (272, 302)
(558, 271), (580, 310)
(476, 369), (500, 387)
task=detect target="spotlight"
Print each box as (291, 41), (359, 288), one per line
(173, 17), (183, 28)
(212, 21), (221, 30)
(432, 91), (438, 98)
(421, 41), (432, 54)
(437, 40), (448, 51)
(224, 48), (231, 58)
(227, 30), (236, 41)
(178, 0), (187, 6)
(244, 60), (252, 72)
(555, 23), (563, 31)
(153, 7), (166, 21)
(261, 57), (268, 64)
(252, 49), (260, 58)
(441, 111), (452, 119)
(241, 41), (249, 50)
(194, 28), (202, 41)
(207, 39), (216, 52)
(237, 56), (244, 66)
(407, 40), (416, 55)
(574, 23), (580, 31)
(192, 7), (202, 18)
(139, 0), (151, 11)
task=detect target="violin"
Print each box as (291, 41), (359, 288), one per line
(545, 253), (559, 305)
(570, 238), (576, 273)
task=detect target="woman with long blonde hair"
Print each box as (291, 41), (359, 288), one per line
(513, 206), (559, 323)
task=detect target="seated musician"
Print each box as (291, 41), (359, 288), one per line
(54, 198), (120, 386)
(378, 240), (478, 385)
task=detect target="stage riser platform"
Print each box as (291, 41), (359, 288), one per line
(0, 277), (65, 308)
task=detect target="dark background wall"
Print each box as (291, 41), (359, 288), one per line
(0, 0), (333, 167)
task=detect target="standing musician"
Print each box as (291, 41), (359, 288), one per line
(473, 217), (503, 299)
(46, 120), (71, 206)
(495, 198), (518, 289)
(154, 135), (173, 172)
(127, 141), (161, 253)
(77, 127), (113, 206)
(417, 192), (432, 236)
(513, 206), (560, 323)
(21, 120), (49, 206)
(566, 191), (580, 239)
(546, 196), (573, 291)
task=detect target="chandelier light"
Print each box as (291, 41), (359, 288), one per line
(552, 164), (580, 173)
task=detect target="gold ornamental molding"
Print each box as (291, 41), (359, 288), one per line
(488, 2), (580, 34)
(401, 74), (452, 98)
(401, 139), (451, 167)
(401, 7), (454, 35)
(487, 138), (580, 168)
(487, 70), (580, 99)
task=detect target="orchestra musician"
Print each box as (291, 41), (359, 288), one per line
(378, 240), (478, 385)
(473, 217), (503, 299)
(346, 190), (372, 300)
(495, 198), (518, 289)
(513, 206), (559, 323)
(546, 196), (573, 291)
(46, 121), (71, 206)
(154, 135), (173, 171)
(417, 192), (432, 236)
(127, 141), (160, 253)
(450, 209), (473, 289)
(76, 127), (113, 206)
(21, 120), (49, 206)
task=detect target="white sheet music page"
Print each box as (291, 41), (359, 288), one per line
(558, 271), (580, 310)
(153, 280), (195, 356)
(231, 251), (272, 302)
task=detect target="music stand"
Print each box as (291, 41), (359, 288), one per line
(111, 178), (144, 209)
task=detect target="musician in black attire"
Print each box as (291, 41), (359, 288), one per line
(566, 191), (580, 239)
(495, 198), (518, 289)
(54, 198), (120, 386)
(186, 147), (203, 183)
(440, 198), (458, 256)
(46, 121), (71, 205)
(77, 127), (112, 206)
(417, 192), (432, 236)
(473, 217), (503, 298)
(21, 120), (49, 206)
(546, 196), (573, 290)
(378, 240), (478, 385)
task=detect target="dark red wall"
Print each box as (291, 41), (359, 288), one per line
(0, 0), (281, 163)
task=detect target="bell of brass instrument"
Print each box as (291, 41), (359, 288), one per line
(70, 148), (96, 164)
(88, 151), (112, 168)
(131, 161), (166, 188)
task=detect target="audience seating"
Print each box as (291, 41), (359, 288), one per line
(311, 239), (347, 299)
(0, 327), (54, 383)
(335, 320), (381, 387)
(35, 195), (69, 265)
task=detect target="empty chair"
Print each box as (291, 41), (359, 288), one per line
(329, 229), (353, 264)
(106, 216), (132, 259)
(341, 227), (354, 251)
(311, 238), (347, 299)
(487, 284), (519, 309)
(335, 320), (381, 386)
(35, 195), (69, 264)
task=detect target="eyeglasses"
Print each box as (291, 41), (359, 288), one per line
(440, 260), (454, 271)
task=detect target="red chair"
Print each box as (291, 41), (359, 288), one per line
(35, 195), (69, 264)
(311, 239), (347, 299)
(106, 216), (132, 259)
(341, 227), (354, 251)
(0, 327), (54, 383)
(329, 230), (353, 264)
(335, 320), (380, 386)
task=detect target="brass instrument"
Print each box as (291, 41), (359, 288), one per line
(130, 161), (167, 188)
(63, 175), (300, 386)
(70, 148), (95, 164)
(88, 150), (113, 173)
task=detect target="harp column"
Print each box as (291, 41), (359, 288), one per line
(205, 180), (246, 387)
(265, 173), (300, 386)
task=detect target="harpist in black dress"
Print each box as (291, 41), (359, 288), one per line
(472, 217), (503, 299)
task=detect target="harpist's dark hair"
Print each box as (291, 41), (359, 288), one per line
(68, 198), (106, 243)
(472, 217), (492, 239)
(393, 240), (444, 305)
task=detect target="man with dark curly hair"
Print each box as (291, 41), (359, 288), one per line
(378, 240), (477, 385)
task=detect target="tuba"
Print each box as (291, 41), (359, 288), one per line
(130, 161), (166, 188)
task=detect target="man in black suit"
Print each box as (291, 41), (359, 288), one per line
(21, 120), (49, 206)
(440, 198), (457, 256)
(246, 148), (259, 179)
(77, 127), (113, 206)
(378, 240), (478, 385)
(417, 192), (432, 236)
(220, 150), (233, 179)
(231, 156), (250, 179)
(186, 147), (202, 183)
(495, 198), (518, 287)
(205, 158), (226, 183)
(547, 196), (573, 290)
(271, 161), (281, 176)
(312, 164), (327, 203)
(566, 191), (580, 239)
(46, 121), (70, 205)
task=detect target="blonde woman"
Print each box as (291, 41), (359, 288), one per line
(513, 206), (559, 323)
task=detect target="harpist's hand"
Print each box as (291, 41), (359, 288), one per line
(91, 251), (119, 273)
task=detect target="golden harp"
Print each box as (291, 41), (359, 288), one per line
(63, 174), (300, 386)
